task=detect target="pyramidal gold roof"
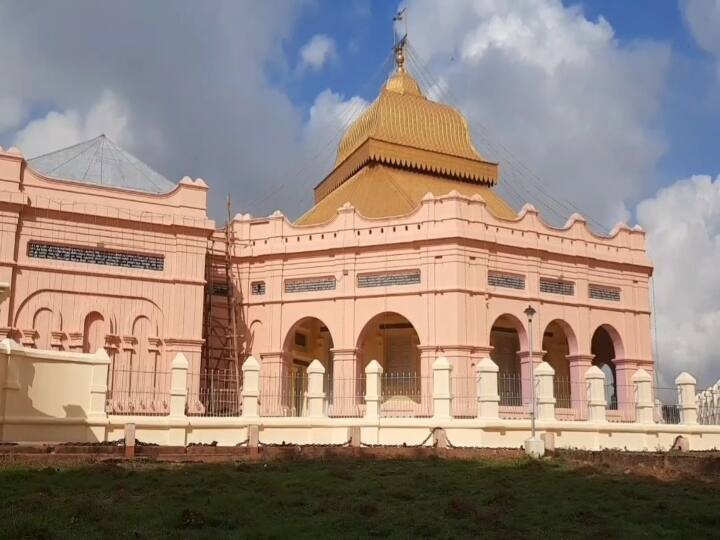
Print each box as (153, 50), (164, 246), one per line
(335, 70), (484, 166)
(296, 45), (512, 226)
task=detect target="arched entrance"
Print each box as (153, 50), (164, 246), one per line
(592, 325), (619, 410)
(490, 315), (524, 407)
(542, 320), (573, 409)
(357, 312), (428, 417)
(262, 317), (334, 417)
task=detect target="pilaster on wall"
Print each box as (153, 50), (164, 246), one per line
(615, 358), (639, 421)
(330, 348), (359, 417)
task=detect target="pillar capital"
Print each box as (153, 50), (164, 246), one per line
(471, 345), (494, 357)
(260, 351), (283, 363)
(330, 347), (357, 359)
(566, 354), (594, 365)
(518, 350), (546, 361)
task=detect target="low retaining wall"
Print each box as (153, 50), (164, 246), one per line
(2, 341), (720, 452)
(3, 415), (720, 452)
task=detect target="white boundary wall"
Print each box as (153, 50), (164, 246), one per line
(2, 340), (720, 452)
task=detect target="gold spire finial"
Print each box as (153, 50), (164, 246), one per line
(394, 37), (406, 72)
(392, 8), (408, 72)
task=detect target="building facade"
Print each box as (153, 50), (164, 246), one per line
(0, 48), (654, 421)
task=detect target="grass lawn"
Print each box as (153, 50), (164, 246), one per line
(1, 457), (718, 539)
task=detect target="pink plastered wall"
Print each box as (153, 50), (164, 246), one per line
(0, 148), (215, 401)
(226, 191), (654, 407)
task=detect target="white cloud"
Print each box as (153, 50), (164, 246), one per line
(304, 89), (368, 149)
(298, 34), (337, 71)
(400, 0), (670, 228)
(0, 95), (24, 133)
(682, 0), (720, 56)
(13, 91), (128, 158)
(0, 1), (307, 218)
(636, 174), (720, 388)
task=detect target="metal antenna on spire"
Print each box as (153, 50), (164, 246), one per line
(392, 8), (407, 45)
(392, 8), (408, 72)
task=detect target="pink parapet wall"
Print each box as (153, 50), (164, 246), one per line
(0, 133), (653, 420)
(0, 145), (215, 415)
(220, 190), (653, 419)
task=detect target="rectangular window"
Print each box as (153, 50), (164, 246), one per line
(211, 282), (229, 296)
(589, 284), (621, 302)
(27, 241), (164, 271)
(284, 276), (336, 293)
(357, 270), (421, 288)
(488, 271), (525, 290)
(540, 278), (574, 296)
(251, 281), (266, 295)
(294, 332), (307, 349)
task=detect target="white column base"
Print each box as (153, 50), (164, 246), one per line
(524, 436), (545, 458)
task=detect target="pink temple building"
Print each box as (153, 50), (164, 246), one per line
(0, 46), (654, 421)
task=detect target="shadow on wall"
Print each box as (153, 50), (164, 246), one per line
(1, 340), (101, 443)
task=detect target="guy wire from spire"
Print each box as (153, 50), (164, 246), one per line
(245, 49), (394, 214)
(404, 42), (603, 229)
(404, 42), (611, 234)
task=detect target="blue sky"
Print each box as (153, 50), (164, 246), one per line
(274, 0), (719, 207)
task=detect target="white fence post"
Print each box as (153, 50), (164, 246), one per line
(585, 365), (607, 422)
(241, 356), (260, 418)
(89, 348), (111, 419)
(306, 359), (326, 418)
(535, 361), (555, 421)
(632, 369), (654, 424)
(364, 360), (383, 419)
(476, 357), (499, 419)
(676, 372), (698, 425)
(432, 356), (452, 420)
(169, 353), (189, 417)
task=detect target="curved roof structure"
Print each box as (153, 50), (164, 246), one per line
(28, 135), (176, 194)
(335, 70), (484, 166)
(296, 41), (513, 226)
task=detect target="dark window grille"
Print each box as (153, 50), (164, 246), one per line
(284, 276), (336, 293)
(357, 270), (420, 288)
(589, 284), (621, 301)
(251, 281), (266, 295)
(488, 271), (525, 290)
(211, 283), (230, 296)
(540, 278), (574, 296)
(28, 241), (163, 271)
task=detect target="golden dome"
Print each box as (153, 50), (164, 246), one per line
(335, 70), (484, 166)
(299, 47), (508, 226)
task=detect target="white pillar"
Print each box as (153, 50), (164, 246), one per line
(535, 361), (555, 421)
(476, 357), (499, 419)
(364, 359), (383, 419)
(632, 369), (654, 424)
(306, 359), (326, 418)
(241, 356), (260, 418)
(585, 365), (607, 423)
(169, 353), (189, 417)
(432, 356), (452, 420)
(675, 372), (698, 425)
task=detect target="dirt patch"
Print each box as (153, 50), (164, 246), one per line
(557, 449), (720, 482)
(2, 444), (719, 483)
